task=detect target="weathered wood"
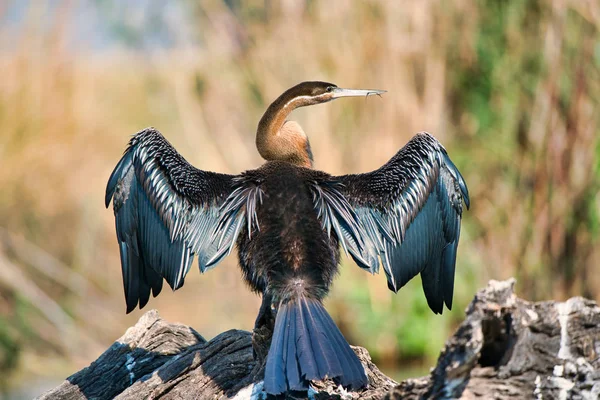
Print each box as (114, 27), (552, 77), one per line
(385, 279), (600, 400)
(40, 279), (600, 399)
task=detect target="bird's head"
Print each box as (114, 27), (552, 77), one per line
(256, 81), (386, 168)
(282, 81), (386, 106)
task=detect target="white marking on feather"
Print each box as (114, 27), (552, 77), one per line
(283, 94), (312, 112)
(176, 245), (186, 286)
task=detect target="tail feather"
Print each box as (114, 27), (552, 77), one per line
(284, 304), (305, 391)
(304, 299), (347, 379)
(264, 296), (368, 395)
(295, 301), (320, 380)
(297, 297), (344, 380)
(311, 301), (365, 389)
(263, 304), (289, 393)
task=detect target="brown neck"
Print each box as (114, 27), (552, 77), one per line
(256, 90), (315, 168)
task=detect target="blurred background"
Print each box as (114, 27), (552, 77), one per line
(0, 0), (599, 398)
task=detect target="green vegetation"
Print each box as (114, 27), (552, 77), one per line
(0, 0), (598, 392)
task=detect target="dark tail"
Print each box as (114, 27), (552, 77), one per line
(263, 295), (368, 394)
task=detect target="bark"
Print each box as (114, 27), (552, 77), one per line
(39, 279), (600, 399)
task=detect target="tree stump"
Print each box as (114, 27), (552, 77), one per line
(39, 279), (600, 399)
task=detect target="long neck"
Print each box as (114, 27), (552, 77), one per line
(256, 91), (314, 168)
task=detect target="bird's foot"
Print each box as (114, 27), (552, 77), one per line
(252, 294), (276, 363)
(252, 321), (273, 364)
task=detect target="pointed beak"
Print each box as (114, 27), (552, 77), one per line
(331, 87), (387, 99)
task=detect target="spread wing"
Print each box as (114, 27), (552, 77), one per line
(311, 133), (469, 314)
(105, 128), (260, 312)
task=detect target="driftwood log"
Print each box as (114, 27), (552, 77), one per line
(39, 279), (600, 399)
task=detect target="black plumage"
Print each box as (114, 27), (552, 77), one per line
(105, 129), (236, 312)
(327, 133), (469, 313)
(105, 81), (470, 395)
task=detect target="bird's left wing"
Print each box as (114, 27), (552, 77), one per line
(311, 133), (469, 314)
(105, 128), (260, 312)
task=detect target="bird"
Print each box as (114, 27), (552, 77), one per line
(105, 81), (470, 395)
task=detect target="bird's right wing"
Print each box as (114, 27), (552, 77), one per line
(105, 128), (260, 312)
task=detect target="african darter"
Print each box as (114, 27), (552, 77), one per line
(105, 81), (470, 395)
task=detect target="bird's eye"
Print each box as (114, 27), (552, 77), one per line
(326, 86), (334, 93)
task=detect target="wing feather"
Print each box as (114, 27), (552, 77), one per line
(106, 127), (258, 312)
(311, 132), (469, 314)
